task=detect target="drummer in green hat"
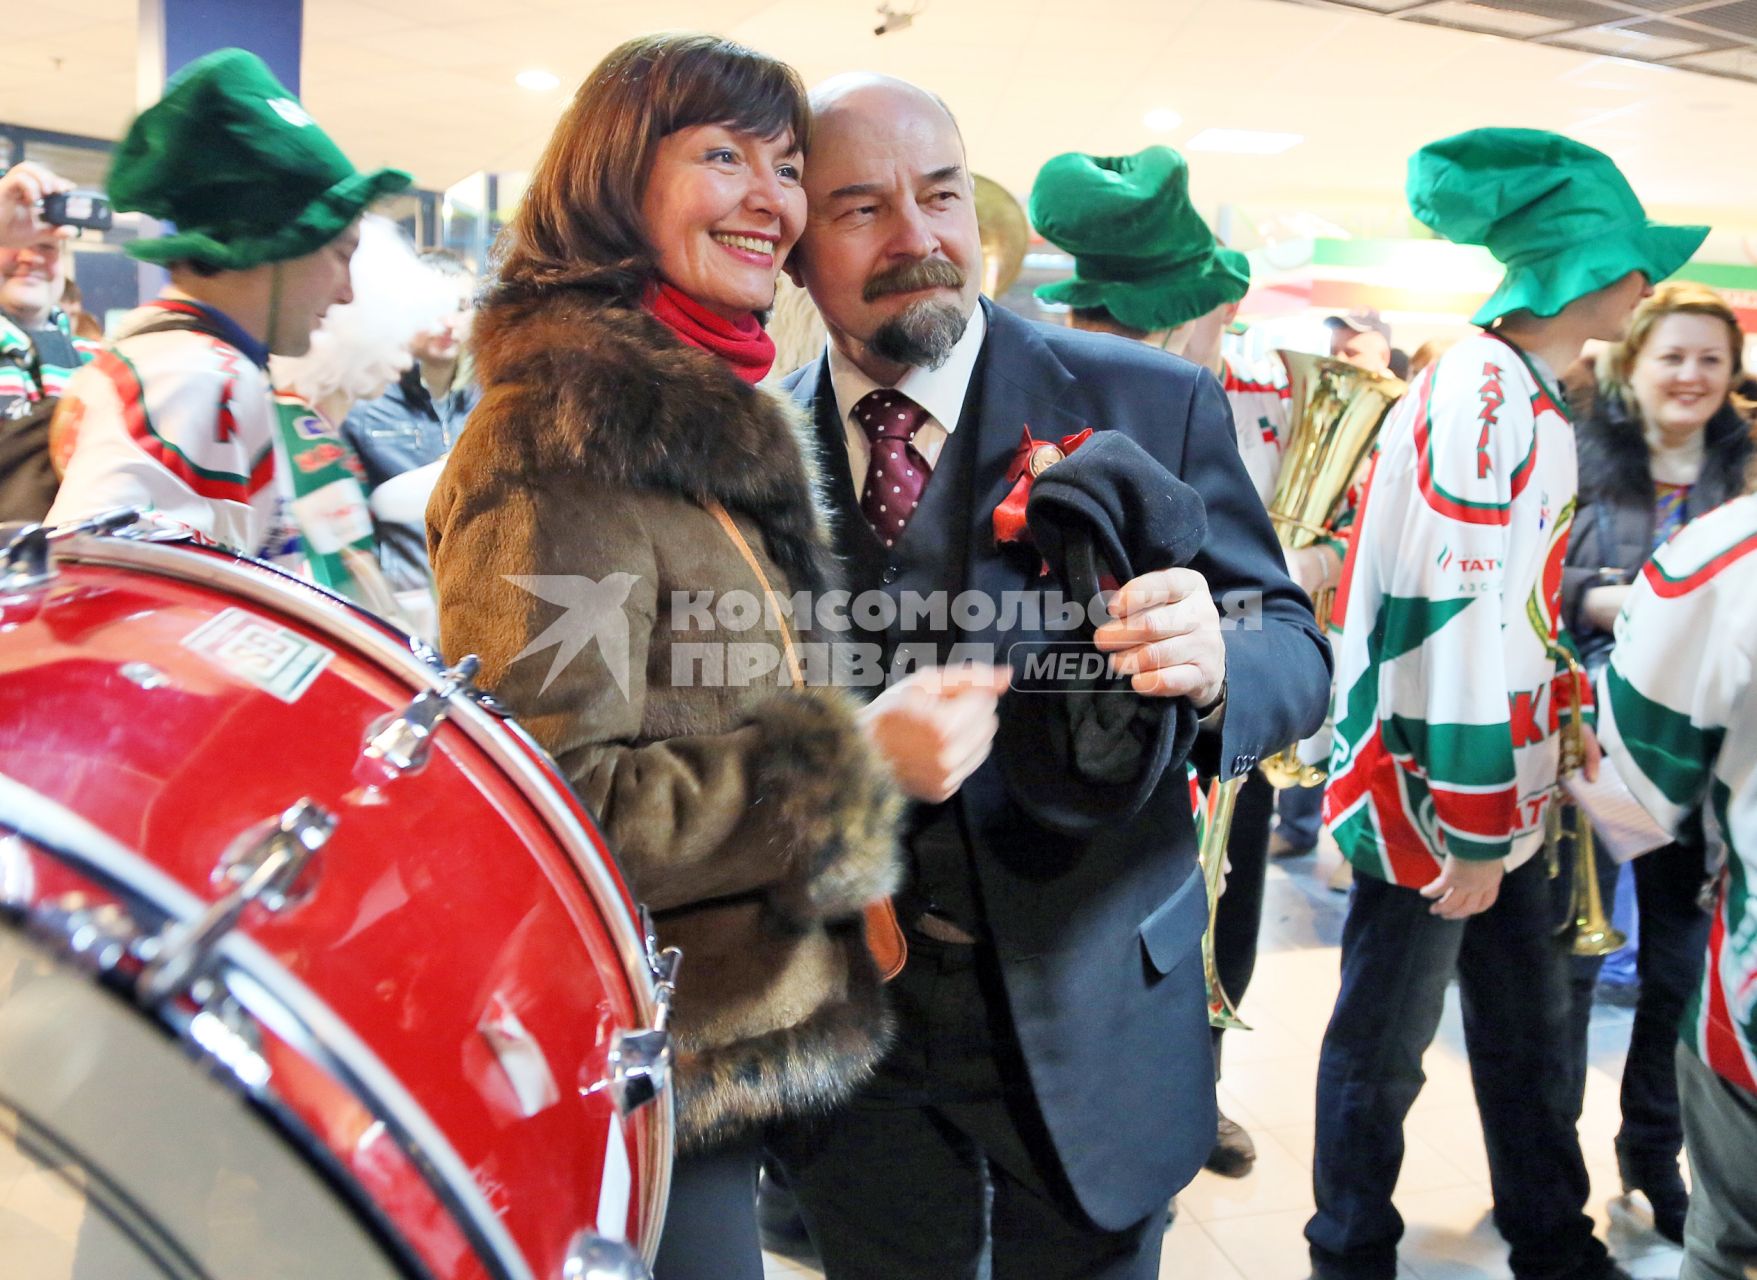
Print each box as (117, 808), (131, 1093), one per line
(47, 47), (411, 563)
(1306, 127), (1705, 1280)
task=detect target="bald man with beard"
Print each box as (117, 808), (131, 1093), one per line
(767, 75), (1331, 1279)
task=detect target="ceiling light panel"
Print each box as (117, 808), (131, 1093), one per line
(1547, 22), (1713, 55)
(1680, 0), (1757, 40)
(1404, 3), (1580, 36)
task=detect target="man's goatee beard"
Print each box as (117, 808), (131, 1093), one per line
(869, 299), (969, 371)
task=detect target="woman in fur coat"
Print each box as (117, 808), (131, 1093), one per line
(1559, 281), (1754, 1245)
(427, 35), (915, 1280)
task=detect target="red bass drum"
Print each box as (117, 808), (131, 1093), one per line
(0, 520), (674, 1280)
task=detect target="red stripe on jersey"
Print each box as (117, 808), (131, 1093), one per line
(1702, 896), (1757, 1094)
(93, 349), (252, 506)
(1329, 453), (1378, 631)
(1642, 531), (1757, 600)
(1326, 726), (1439, 884)
(1427, 779), (1517, 842)
(1412, 366), (1521, 527)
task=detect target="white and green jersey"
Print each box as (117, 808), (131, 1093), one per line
(1599, 493), (1757, 1095)
(47, 302), (296, 561)
(1323, 332), (1582, 886)
(1221, 357), (1291, 507)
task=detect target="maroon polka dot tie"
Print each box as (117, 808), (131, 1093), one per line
(854, 388), (932, 548)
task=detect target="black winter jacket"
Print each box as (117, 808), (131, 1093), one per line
(1563, 391), (1752, 669)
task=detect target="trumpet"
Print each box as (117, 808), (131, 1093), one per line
(1196, 774), (1249, 1030)
(1550, 649), (1627, 957)
(1258, 352), (1404, 789)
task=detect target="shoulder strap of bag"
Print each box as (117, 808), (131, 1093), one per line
(701, 497), (804, 688)
(698, 496), (905, 981)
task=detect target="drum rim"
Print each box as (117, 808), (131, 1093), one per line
(0, 769), (529, 1280)
(32, 534), (674, 1265)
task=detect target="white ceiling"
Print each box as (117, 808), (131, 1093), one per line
(5, 0), (1757, 261)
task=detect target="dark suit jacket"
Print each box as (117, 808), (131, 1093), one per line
(783, 300), (1330, 1229)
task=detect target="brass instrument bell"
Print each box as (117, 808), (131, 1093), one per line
(974, 175), (1028, 300)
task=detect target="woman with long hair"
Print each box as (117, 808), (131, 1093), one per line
(1562, 280), (1755, 1244)
(426, 34), (914, 1279)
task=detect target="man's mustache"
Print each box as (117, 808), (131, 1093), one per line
(863, 259), (965, 303)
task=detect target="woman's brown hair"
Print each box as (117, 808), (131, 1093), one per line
(494, 33), (809, 302)
(1602, 280), (1746, 392)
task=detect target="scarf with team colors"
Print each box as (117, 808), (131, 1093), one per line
(1322, 332), (1587, 886)
(1599, 492), (1757, 1094)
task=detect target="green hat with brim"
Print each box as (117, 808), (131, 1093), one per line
(109, 48), (412, 271)
(1408, 127), (1707, 327)
(1030, 147), (1249, 332)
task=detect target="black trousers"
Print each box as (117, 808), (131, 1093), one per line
(1213, 768), (1275, 1072)
(1563, 837), (1710, 1167)
(768, 931), (1166, 1280)
(652, 1138), (764, 1280)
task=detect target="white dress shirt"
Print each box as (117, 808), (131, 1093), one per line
(826, 303), (988, 491)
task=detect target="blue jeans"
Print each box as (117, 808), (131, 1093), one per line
(1307, 859), (1605, 1280)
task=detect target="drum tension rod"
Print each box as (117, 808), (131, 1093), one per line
(360, 655), (483, 779)
(608, 911), (681, 1117)
(137, 799), (335, 1006)
(0, 509), (139, 594)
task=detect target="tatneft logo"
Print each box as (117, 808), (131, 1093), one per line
(503, 577), (1263, 697)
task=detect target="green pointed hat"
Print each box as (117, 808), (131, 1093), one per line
(1408, 128), (1707, 327)
(1029, 147), (1249, 332)
(108, 48), (412, 271)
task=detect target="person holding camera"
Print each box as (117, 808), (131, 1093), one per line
(0, 161), (102, 519)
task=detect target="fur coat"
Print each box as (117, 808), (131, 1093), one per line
(428, 286), (901, 1152)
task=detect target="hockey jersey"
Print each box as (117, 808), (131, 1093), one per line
(47, 302), (297, 560)
(1221, 357), (1290, 507)
(1323, 332), (1582, 886)
(1599, 493), (1757, 1094)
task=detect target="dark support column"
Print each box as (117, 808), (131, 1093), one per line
(134, 0), (304, 289)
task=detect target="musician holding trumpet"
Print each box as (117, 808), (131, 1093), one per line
(1029, 145), (1328, 1182)
(1307, 129), (1707, 1280)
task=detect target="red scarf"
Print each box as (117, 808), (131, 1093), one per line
(644, 281), (775, 384)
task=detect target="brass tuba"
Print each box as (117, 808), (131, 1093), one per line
(1258, 352), (1405, 788)
(974, 175), (1028, 299)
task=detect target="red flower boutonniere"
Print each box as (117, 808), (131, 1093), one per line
(992, 425), (1094, 547)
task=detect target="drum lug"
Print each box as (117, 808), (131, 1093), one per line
(608, 923), (680, 1117)
(360, 655), (485, 778)
(35, 892), (141, 975)
(138, 799), (334, 1004)
(562, 1231), (651, 1280)
(0, 509), (139, 594)
(186, 988), (272, 1090)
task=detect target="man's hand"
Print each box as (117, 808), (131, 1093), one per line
(1287, 545), (1341, 601)
(1418, 854), (1503, 919)
(0, 162), (74, 249)
(1093, 567), (1226, 706)
(1583, 584), (1630, 633)
(858, 663), (1011, 803)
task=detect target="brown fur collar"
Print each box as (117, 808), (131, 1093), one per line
(470, 287), (838, 598)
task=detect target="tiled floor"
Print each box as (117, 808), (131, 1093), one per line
(763, 852), (1688, 1280)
